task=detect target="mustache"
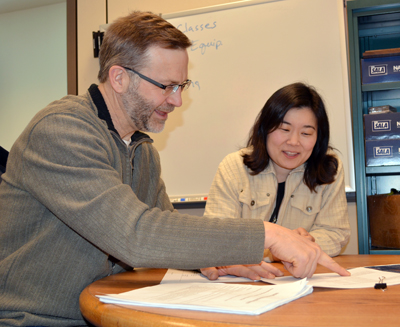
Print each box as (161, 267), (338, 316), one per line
(157, 104), (175, 113)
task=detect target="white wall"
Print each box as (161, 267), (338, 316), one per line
(77, 0), (106, 94)
(0, 2), (67, 151)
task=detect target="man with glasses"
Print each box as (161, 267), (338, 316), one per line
(0, 11), (349, 326)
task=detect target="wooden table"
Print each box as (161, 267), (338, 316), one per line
(80, 255), (400, 327)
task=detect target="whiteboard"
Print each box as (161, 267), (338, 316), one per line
(112, 0), (355, 199)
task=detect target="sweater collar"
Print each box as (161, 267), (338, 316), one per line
(264, 161), (305, 176)
(88, 84), (150, 143)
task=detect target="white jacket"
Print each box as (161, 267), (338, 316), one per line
(204, 149), (351, 257)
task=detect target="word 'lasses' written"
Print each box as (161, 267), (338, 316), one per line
(177, 21), (217, 33)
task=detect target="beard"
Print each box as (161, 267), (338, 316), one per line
(121, 83), (175, 134)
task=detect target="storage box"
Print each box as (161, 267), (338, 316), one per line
(361, 55), (400, 84)
(364, 112), (400, 140)
(367, 194), (400, 249)
(365, 139), (400, 167)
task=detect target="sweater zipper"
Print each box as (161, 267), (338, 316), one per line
(128, 137), (149, 171)
(110, 131), (150, 184)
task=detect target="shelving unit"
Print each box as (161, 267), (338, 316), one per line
(347, 0), (400, 254)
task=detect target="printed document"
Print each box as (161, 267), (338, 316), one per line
(97, 278), (312, 315)
(263, 264), (400, 288)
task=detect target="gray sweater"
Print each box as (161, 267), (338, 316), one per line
(0, 85), (264, 326)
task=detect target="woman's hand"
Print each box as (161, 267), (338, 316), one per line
(200, 262), (284, 281)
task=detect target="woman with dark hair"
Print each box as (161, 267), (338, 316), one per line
(204, 82), (350, 267)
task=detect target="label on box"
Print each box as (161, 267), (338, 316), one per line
(361, 55), (400, 84)
(364, 112), (400, 140)
(372, 119), (391, 132)
(365, 139), (400, 166)
(373, 145), (392, 157)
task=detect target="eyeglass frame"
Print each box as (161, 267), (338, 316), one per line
(122, 66), (191, 96)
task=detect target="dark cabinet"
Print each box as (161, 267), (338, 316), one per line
(347, 0), (400, 254)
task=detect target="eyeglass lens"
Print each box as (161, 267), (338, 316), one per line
(163, 81), (191, 96)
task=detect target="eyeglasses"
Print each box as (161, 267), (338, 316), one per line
(123, 67), (191, 97)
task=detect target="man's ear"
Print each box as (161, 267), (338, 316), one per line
(108, 66), (130, 94)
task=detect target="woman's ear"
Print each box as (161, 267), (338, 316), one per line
(108, 66), (130, 94)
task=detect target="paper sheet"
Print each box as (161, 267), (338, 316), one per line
(161, 269), (254, 284)
(263, 264), (400, 289)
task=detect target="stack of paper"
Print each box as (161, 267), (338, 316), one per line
(97, 278), (312, 315)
